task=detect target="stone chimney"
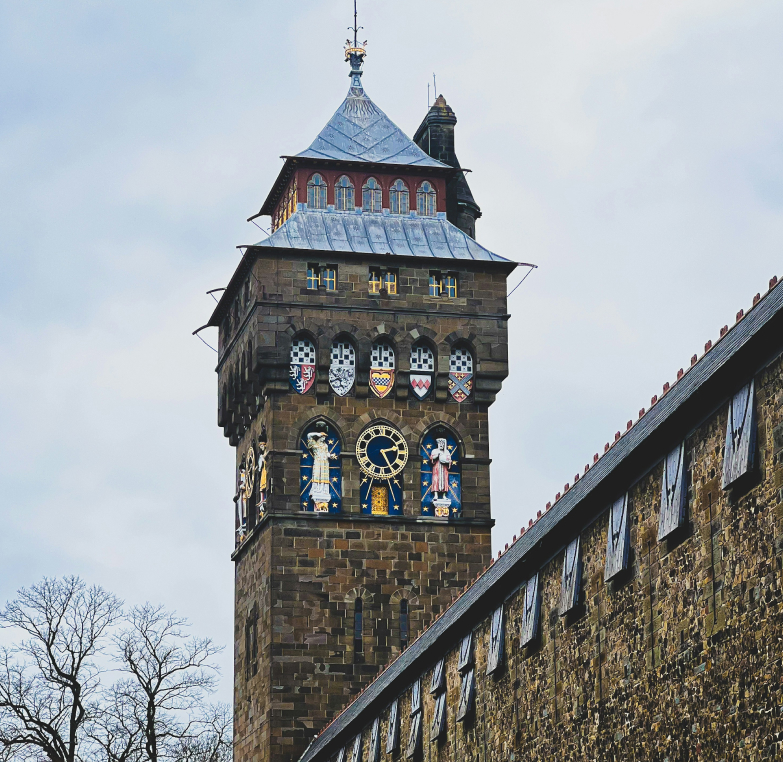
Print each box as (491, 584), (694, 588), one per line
(413, 95), (482, 239)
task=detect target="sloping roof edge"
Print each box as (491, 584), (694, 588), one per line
(298, 275), (783, 762)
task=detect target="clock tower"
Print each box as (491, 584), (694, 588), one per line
(205, 39), (516, 762)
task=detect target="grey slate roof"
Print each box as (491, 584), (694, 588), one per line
(296, 80), (448, 168)
(297, 277), (783, 762)
(252, 206), (512, 262)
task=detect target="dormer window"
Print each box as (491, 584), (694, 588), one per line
(417, 181), (436, 217)
(307, 174), (327, 210)
(362, 178), (382, 213)
(390, 180), (409, 215)
(335, 175), (355, 211)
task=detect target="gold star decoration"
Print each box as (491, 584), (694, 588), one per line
(332, 476), (338, 482)
(302, 475), (308, 481)
(361, 477), (369, 485)
(328, 439), (334, 445)
(393, 505), (399, 510)
(423, 480), (429, 487)
(362, 504), (368, 510)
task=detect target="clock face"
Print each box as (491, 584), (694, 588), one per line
(355, 424), (409, 478)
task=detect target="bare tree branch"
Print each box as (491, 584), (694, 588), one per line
(0, 576), (123, 762)
(115, 605), (223, 762)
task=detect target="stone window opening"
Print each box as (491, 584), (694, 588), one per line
(390, 179), (409, 215)
(307, 173), (327, 210)
(353, 597), (364, 659)
(400, 599), (409, 650)
(369, 268), (397, 295)
(306, 263), (337, 291)
(429, 271), (458, 298)
(362, 177), (382, 213)
(335, 175), (355, 211)
(416, 181), (437, 217)
(244, 607), (258, 680)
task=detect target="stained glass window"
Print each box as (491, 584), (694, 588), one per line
(362, 177), (382, 213)
(335, 175), (355, 211)
(306, 265), (320, 290)
(307, 173), (327, 210)
(416, 181), (436, 216)
(443, 274), (457, 298)
(410, 344), (434, 373)
(429, 273), (441, 297)
(369, 269), (382, 294)
(390, 179), (409, 215)
(383, 271), (397, 294)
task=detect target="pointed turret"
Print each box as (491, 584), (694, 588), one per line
(414, 95), (482, 239)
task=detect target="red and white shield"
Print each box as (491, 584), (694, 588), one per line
(409, 373), (432, 399)
(290, 363), (316, 394)
(448, 372), (473, 403)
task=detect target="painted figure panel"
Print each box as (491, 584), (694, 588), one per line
(420, 428), (461, 518)
(300, 421), (342, 513)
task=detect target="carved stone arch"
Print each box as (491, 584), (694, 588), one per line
(348, 410), (415, 447)
(411, 411), (475, 457)
(345, 586), (374, 606)
(442, 329), (484, 371)
(389, 589), (422, 651)
(286, 409), (349, 451)
(420, 420), (467, 459)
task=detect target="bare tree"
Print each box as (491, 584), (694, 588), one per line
(169, 703), (232, 762)
(86, 681), (145, 762)
(0, 576), (123, 762)
(115, 604), (223, 762)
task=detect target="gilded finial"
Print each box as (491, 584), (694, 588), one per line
(345, 0), (367, 85)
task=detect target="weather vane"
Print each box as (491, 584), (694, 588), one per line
(345, 0), (367, 62)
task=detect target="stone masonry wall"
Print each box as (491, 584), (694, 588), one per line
(336, 352), (783, 762)
(222, 248), (511, 762)
(233, 519), (492, 762)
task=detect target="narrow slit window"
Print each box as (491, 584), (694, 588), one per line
(400, 599), (409, 650)
(353, 598), (363, 654)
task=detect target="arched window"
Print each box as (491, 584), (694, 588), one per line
(416, 181), (437, 217)
(362, 177), (382, 213)
(390, 179), (409, 215)
(299, 420), (342, 513)
(448, 346), (474, 402)
(420, 426), (462, 518)
(370, 340), (395, 399)
(353, 598), (364, 658)
(329, 339), (356, 397)
(400, 599), (409, 650)
(335, 175), (355, 211)
(307, 173), (327, 210)
(409, 343), (434, 399)
(289, 336), (316, 395)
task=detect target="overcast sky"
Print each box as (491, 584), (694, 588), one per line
(1, 0), (781, 702)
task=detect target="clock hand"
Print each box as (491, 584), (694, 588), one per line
(379, 446), (398, 467)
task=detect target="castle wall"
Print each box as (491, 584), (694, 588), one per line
(300, 284), (783, 762)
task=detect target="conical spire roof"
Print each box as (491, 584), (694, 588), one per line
(296, 64), (449, 168)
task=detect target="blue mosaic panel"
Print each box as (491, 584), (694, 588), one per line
(420, 429), (461, 518)
(299, 422), (342, 513)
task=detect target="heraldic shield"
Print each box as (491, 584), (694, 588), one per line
(448, 372), (473, 403)
(409, 373), (432, 400)
(329, 366), (355, 397)
(290, 363), (316, 394)
(370, 368), (395, 398)
(290, 337), (316, 394)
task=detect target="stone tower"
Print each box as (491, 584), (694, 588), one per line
(206, 42), (516, 762)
